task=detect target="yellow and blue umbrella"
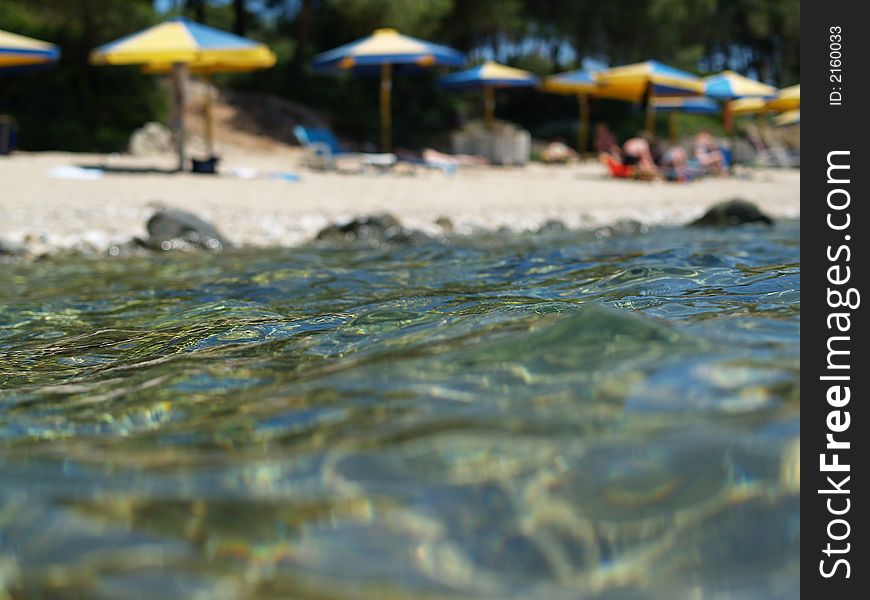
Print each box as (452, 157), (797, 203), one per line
(765, 84), (800, 112)
(540, 70), (603, 154)
(773, 109), (800, 127)
(703, 70), (775, 132)
(90, 16), (274, 72)
(703, 70), (776, 101)
(652, 97), (719, 113)
(91, 17), (275, 170)
(312, 28), (465, 151)
(440, 61), (537, 129)
(652, 97), (720, 143)
(541, 69), (599, 96)
(596, 60), (703, 132)
(0, 29), (60, 73)
(730, 97), (768, 116)
(596, 60), (703, 101)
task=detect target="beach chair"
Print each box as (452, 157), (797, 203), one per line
(294, 125), (396, 172)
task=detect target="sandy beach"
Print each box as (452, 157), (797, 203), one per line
(1, 149), (800, 254)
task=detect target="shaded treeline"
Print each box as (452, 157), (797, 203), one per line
(1, 0), (798, 151)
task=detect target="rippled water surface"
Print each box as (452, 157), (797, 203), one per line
(0, 222), (800, 599)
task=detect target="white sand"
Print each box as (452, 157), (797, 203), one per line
(0, 150), (799, 253)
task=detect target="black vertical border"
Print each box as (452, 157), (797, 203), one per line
(803, 0), (869, 596)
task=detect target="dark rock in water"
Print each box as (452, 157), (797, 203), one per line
(434, 216), (454, 234)
(106, 240), (150, 258)
(595, 219), (647, 239)
(316, 213), (429, 245)
(139, 208), (230, 252)
(537, 219), (567, 234)
(690, 199), (774, 227)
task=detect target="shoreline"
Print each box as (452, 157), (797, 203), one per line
(1, 151), (800, 257)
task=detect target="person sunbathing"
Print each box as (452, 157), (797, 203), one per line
(622, 131), (660, 179)
(656, 146), (690, 181)
(693, 130), (726, 176)
(541, 139), (579, 164)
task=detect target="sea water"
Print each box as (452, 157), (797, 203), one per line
(0, 222), (800, 599)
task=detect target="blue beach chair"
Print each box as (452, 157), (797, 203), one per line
(294, 125), (396, 171)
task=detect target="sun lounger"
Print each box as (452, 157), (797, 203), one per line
(294, 125), (396, 172)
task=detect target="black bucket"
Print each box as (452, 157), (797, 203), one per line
(191, 155), (220, 174)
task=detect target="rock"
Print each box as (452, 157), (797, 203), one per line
(138, 208), (230, 252)
(537, 219), (566, 234)
(434, 216), (455, 234)
(128, 122), (173, 156)
(690, 199), (774, 227)
(315, 213), (429, 245)
(0, 238), (26, 259)
(594, 219), (647, 239)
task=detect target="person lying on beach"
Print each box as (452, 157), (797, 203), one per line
(693, 130), (726, 176)
(421, 148), (488, 167)
(392, 148), (488, 175)
(622, 131), (660, 180)
(650, 136), (690, 181)
(541, 140), (578, 164)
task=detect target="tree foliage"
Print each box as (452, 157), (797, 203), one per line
(1, 0), (166, 151)
(1, 0), (799, 151)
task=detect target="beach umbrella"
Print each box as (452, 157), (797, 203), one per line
(652, 97), (720, 113)
(651, 97), (719, 143)
(0, 29), (60, 73)
(773, 109), (800, 127)
(90, 17), (276, 170)
(439, 61), (537, 130)
(540, 69), (611, 154)
(729, 97), (769, 116)
(311, 28), (465, 152)
(142, 56), (276, 160)
(703, 70), (776, 132)
(765, 84), (800, 112)
(704, 70), (777, 101)
(596, 60), (703, 100)
(596, 60), (703, 132)
(1, 30), (60, 153)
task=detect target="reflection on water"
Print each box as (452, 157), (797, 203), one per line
(0, 222), (799, 599)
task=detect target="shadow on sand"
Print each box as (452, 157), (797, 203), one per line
(74, 163), (181, 175)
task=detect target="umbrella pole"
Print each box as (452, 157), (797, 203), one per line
(578, 93), (589, 155)
(380, 63), (392, 152)
(203, 73), (215, 158)
(645, 98), (655, 134)
(171, 62), (189, 172)
(724, 101), (736, 172)
(484, 85), (495, 129)
(723, 100), (733, 134)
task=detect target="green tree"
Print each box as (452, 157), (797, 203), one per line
(0, 0), (166, 151)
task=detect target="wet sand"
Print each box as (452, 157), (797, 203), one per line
(0, 150), (800, 253)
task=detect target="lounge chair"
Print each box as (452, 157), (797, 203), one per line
(294, 125), (396, 172)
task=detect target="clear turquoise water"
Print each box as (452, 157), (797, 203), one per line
(0, 222), (799, 599)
